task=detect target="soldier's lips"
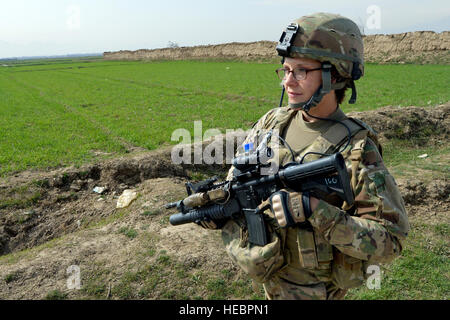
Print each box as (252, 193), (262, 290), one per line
(288, 92), (303, 98)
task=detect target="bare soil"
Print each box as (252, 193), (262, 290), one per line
(104, 31), (450, 64)
(0, 103), (448, 299)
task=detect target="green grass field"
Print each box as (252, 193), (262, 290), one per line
(0, 59), (449, 176)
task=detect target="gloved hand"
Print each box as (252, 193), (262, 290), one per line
(197, 219), (218, 229)
(269, 189), (312, 228)
(195, 217), (224, 230)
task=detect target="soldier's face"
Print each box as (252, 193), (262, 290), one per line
(282, 57), (322, 104)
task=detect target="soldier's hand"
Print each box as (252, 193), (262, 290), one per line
(270, 189), (314, 228)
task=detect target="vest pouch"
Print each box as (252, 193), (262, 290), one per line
(331, 249), (365, 289)
(221, 219), (285, 284)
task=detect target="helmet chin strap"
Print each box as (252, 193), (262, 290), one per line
(281, 62), (348, 111)
(288, 85), (324, 112)
(289, 62), (332, 111)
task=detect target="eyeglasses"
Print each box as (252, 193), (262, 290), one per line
(275, 67), (322, 81)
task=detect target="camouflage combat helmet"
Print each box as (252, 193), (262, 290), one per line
(276, 12), (364, 109)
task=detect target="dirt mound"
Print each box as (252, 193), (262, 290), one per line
(0, 132), (247, 256)
(104, 41), (277, 63)
(364, 31), (450, 64)
(104, 31), (450, 64)
(400, 179), (450, 205)
(347, 102), (450, 145)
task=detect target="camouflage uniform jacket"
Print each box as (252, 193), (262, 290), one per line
(222, 106), (410, 292)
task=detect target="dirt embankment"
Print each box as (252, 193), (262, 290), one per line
(104, 31), (450, 64)
(364, 31), (450, 64)
(0, 104), (448, 299)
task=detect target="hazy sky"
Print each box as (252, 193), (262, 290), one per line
(1, 0), (449, 58)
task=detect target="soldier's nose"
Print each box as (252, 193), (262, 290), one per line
(284, 72), (298, 87)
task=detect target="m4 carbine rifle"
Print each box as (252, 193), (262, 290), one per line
(166, 134), (354, 247)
